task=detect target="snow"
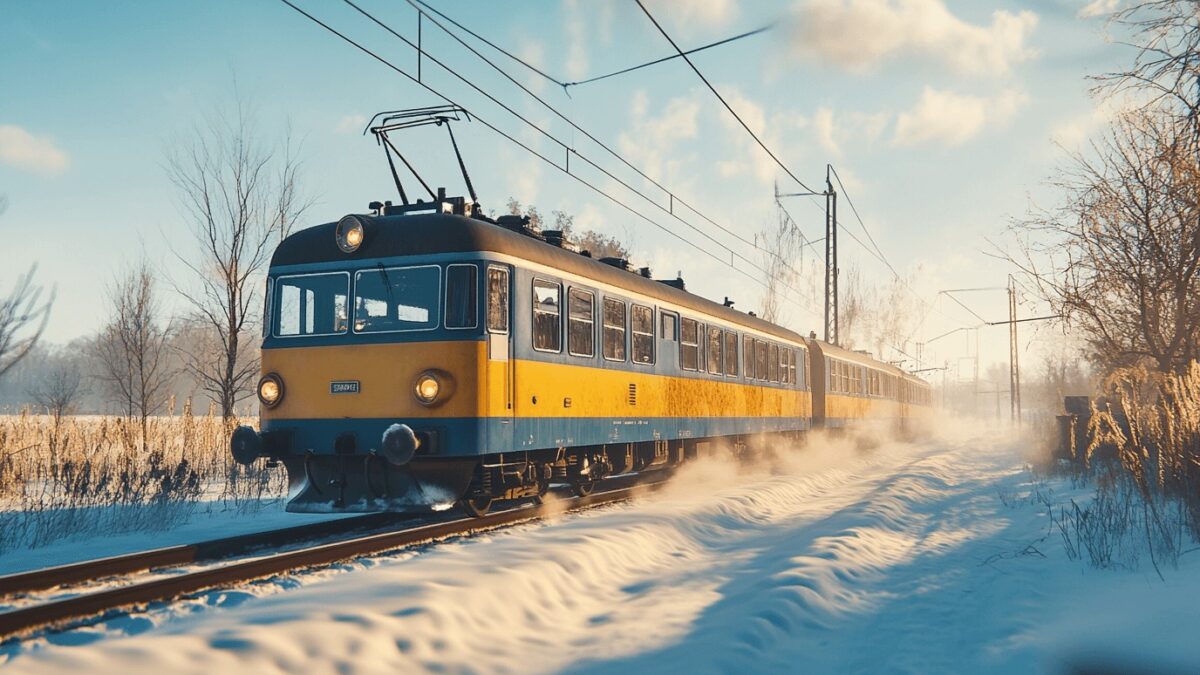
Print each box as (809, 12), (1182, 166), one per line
(0, 504), (358, 577)
(3, 420), (1199, 673)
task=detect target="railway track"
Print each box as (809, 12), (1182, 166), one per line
(0, 474), (660, 642)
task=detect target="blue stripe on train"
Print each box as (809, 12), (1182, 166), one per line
(263, 415), (832, 458)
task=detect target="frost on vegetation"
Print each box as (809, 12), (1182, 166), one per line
(0, 406), (286, 553)
(1043, 363), (1200, 575)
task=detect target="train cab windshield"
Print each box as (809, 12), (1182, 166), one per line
(353, 265), (440, 333)
(274, 272), (349, 337)
(270, 263), (481, 339)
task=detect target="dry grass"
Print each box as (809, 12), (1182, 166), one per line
(1051, 363), (1200, 575)
(0, 405), (286, 553)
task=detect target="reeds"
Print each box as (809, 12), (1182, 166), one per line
(0, 405), (286, 553)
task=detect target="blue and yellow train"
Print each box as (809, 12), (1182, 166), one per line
(231, 195), (932, 516)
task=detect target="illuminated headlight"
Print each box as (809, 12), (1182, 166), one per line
(335, 215), (366, 253)
(257, 373), (284, 408)
(414, 372), (441, 405)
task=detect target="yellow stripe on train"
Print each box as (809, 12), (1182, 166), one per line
(261, 341), (813, 421)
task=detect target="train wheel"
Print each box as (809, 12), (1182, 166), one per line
(574, 480), (595, 497)
(460, 496), (493, 517)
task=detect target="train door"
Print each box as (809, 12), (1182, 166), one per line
(486, 265), (514, 451)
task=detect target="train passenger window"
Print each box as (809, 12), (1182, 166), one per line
(724, 331), (738, 376)
(567, 288), (595, 357)
(661, 311), (677, 341)
(782, 348), (792, 385)
(743, 335), (754, 379)
(486, 267), (509, 334)
(632, 305), (654, 365)
(706, 327), (722, 375)
(603, 298), (627, 361)
(790, 350), (798, 386)
(768, 343), (780, 382)
(755, 340), (768, 381)
(445, 264), (478, 329)
(275, 272), (349, 337)
(532, 279), (561, 352)
(798, 349), (807, 389)
(680, 318), (700, 371)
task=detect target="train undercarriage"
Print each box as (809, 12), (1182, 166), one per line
(279, 434), (801, 517)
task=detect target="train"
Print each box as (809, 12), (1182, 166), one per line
(230, 192), (932, 516)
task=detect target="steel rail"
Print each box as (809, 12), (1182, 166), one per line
(0, 477), (658, 642)
(0, 512), (412, 596)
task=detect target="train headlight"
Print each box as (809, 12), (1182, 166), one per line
(414, 373), (441, 405)
(335, 215), (366, 253)
(413, 370), (454, 407)
(257, 373), (284, 408)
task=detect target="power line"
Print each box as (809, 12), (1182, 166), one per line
(828, 165), (898, 279)
(563, 24), (774, 89)
(634, 0), (820, 195)
(399, 0), (789, 266)
(358, 0), (824, 314)
(278, 0), (821, 315)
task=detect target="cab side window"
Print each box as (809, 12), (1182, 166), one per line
(445, 264), (478, 329)
(486, 266), (509, 333)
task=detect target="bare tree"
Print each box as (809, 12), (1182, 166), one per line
(759, 201), (808, 325)
(94, 261), (173, 447)
(1094, 1), (1200, 126)
(28, 356), (85, 420)
(166, 99), (309, 419)
(1007, 109), (1200, 372)
(0, 265), (53, 381)
(505, 198), (634, 260)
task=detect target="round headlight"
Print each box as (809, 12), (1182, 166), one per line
(335, 215), (366, 253)
(414, 373), (441, 405)
(258, 373), (284, 408)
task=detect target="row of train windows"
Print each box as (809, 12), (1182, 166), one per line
(525, 276), (808, 386)
(827, 359), (896, 397)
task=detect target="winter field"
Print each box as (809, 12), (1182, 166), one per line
(0, 419), (1194, 674)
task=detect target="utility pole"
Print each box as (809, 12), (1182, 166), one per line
(776, 167), (838, 345)
(824, 165), (839, 345)
(1008, 275), (1021, 425)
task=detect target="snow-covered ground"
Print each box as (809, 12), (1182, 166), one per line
(3, 420), (1198, 673)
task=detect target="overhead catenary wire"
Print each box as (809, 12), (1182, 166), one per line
(278, 0), (822, 314)
(398, 0), (799, 270)
(410, 0), (772, 92)
(634, 0), (820, 196)
(341, 0), (823, 314)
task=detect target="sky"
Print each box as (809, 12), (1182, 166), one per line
(0, 0), (1137, 385)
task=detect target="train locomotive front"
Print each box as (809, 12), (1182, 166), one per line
(231, 201), (523, 512)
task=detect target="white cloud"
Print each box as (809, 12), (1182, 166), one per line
(0, 125), (69, 175)
(617, 90), (701, 187)
(788, 0), (1038, 76)
(1078, 0), (1123, 19)
(642, 0), (739, 27)
(335, 114), (367, 134)
(892, 87), (1027, 147)
(564, 0), (588, 80)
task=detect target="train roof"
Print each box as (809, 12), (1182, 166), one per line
(272, 211), (929, 386)
(273, 212), (814, 341)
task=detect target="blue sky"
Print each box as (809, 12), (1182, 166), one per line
(0, 0), (1132, 377)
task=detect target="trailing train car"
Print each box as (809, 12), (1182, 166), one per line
(230, 195), (931, 515)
